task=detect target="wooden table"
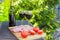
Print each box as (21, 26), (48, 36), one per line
(9, 27), (46, 40)
(0, 20), (46, 40)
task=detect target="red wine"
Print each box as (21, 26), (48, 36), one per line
(26, 14), (32, 20)
(19, 13), (25, 19)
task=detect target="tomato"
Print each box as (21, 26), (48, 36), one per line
(21, 31), (28, 38)
(37, 30), (43, 35)
(29, 30), (36, 35)
(33, 27), (39, 32)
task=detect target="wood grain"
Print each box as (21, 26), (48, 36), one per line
(8, 27), (46, 40)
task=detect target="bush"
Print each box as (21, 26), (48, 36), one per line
(1, 0), (59, 40)
(0, 0), (10, 22)
(14, 0), (59, 40)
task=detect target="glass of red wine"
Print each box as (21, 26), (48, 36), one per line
(25, 11), (32, 25)
(19, 12), (25, 25)
(26, 14), (32, 20)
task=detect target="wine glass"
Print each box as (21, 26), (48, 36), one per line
(25, 11), (32, 25)
(19, 12), (25, 25)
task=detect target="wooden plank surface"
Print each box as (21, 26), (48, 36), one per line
(8, 27), (46, 40)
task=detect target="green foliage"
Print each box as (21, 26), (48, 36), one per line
(0, 0), (10, 22)
(0, 0), (59, 40)
(14, 0), (59, 40)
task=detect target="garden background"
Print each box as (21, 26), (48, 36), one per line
(0, 0), (60, 40)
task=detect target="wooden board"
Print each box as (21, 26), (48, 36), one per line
(8, 27), (46, 40)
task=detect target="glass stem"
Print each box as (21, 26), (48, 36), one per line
(21, 20), (23, 25)
(27, 19), (29, 25)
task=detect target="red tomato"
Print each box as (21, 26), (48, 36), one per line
(33, 27), (39, 32)
(37, 30), (43, 35)
(29, 30), (36, 35)
(21, 31), (28, 38)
